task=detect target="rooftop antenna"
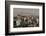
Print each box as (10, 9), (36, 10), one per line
(33, 9), (34, 16)
(20, 9), (24, 16)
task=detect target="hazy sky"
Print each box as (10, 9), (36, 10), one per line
(13, 8), (39, 17)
